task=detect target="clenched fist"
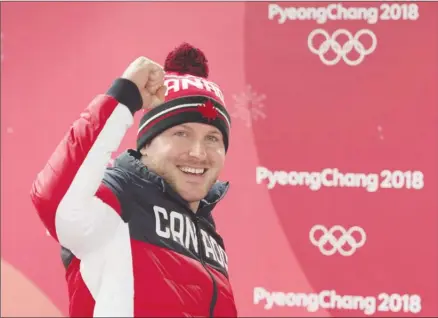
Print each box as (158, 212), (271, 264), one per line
(122, 57), (167, 109)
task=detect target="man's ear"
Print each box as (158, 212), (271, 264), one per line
(139, 144), (149, 156)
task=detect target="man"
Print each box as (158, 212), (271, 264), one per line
(30, 43), (237, 317)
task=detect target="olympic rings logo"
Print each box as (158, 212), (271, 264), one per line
(309, 225), (367, 256)
(308, 29), (377, 66)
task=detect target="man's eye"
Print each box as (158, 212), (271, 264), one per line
(174, 131), (187, 137)
(206, 135), (219, 142)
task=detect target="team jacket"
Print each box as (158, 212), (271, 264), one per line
(30, 78), (238, 317)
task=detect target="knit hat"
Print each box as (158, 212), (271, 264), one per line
(137, 43), (231, 152)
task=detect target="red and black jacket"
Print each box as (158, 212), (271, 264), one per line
(30, 78), (238, 317)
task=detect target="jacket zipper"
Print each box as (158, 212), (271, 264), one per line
(194, 216), (218, 317)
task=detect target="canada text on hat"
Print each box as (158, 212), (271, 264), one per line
(164, 74), (225, 105)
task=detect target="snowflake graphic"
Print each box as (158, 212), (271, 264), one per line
(230, 85), (267, 127)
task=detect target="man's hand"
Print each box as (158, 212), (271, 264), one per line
(121, 57), (167, 110)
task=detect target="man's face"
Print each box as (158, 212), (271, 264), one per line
(141, 122), (226, 204)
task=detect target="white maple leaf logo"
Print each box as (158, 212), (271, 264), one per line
(230, 85), (267, 127)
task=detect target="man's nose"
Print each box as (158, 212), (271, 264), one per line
(188, 141), (207, 159)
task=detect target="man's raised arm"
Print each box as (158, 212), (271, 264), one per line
(30, 57), (166, 258)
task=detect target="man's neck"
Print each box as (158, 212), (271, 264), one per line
(189, 201), (200, 213)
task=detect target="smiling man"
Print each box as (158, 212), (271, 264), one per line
(30, 43), (236, 317)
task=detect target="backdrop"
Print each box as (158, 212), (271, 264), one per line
(1, 2), (437, 317)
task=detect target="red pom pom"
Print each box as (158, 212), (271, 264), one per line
(164, 43), (209, 78)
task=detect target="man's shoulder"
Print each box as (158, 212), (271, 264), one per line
(102, 165), (162, 198)
(103, 166), (128, 189)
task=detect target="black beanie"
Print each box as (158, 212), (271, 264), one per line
(136, 43), (231, 152)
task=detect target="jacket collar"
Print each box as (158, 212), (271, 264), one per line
(113, 150), (230, 217)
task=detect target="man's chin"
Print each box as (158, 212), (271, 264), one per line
(173, 182), (210, 202)
(165, 172), (216, 203)
(179, 188), (209, 203)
